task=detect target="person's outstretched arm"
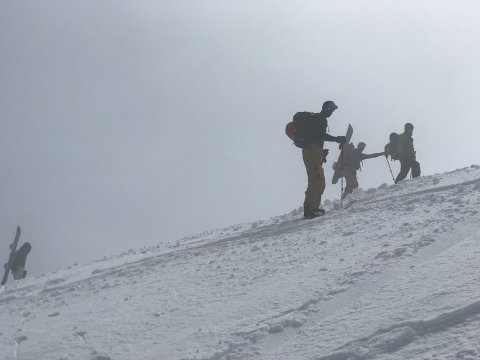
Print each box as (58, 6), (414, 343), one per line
(361, 152), (385, 160)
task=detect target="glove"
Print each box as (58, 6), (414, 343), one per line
(336, 136), (347, 149)
(322, 149), (329, 163)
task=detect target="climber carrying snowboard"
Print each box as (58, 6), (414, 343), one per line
(340, 142), (385, 198)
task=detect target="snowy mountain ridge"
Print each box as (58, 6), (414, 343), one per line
(1, 165), (480, 360)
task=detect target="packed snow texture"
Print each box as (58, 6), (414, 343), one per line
(1, 165), (480, 360)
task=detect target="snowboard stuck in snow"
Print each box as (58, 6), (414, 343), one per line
(1, 226), (21, 286)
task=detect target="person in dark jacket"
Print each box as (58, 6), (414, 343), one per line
(395, 123), (421, 183)
(300, 100), (346, 219)
(342, 142), (385, 198)
(10, 242), (31, 280)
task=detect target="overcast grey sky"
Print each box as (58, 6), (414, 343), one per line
(1, 0), (479, 274)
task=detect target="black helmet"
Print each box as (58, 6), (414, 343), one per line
(405, 122), (414, 130)
(322, 100), (338, 112)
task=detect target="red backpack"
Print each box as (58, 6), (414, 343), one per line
(285, 122), (296, 142)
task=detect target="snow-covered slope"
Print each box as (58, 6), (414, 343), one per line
(2, 165), (480, 360)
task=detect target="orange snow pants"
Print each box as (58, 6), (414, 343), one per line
(303, 144), (326, 212)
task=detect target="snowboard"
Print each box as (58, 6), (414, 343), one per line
(331, 124), (353, 184)
(1, 226), (22, 286)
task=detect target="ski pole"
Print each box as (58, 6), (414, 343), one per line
(385, 156), (395, 182)
(340, 144), (344, 208)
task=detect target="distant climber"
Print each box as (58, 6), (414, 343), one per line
(341, 142), (385, 198)
(394, 123), (421, 183)
(10, 242), (32, 280)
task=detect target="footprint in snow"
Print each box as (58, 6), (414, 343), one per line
(375, 251), (391, 260)
(291, 316), (307, 328)
(15, 335), (28, 344)
(268, 324), (284, 334)
(328, 287), (347, 295)
(456, 349), (478, 359)
(91, 355), (112, 360)
(46, 278), (66, 285)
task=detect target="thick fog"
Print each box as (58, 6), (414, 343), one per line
(1, 0), (479, 274)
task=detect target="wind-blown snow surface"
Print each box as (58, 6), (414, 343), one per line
(2, 165), (480, 360)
